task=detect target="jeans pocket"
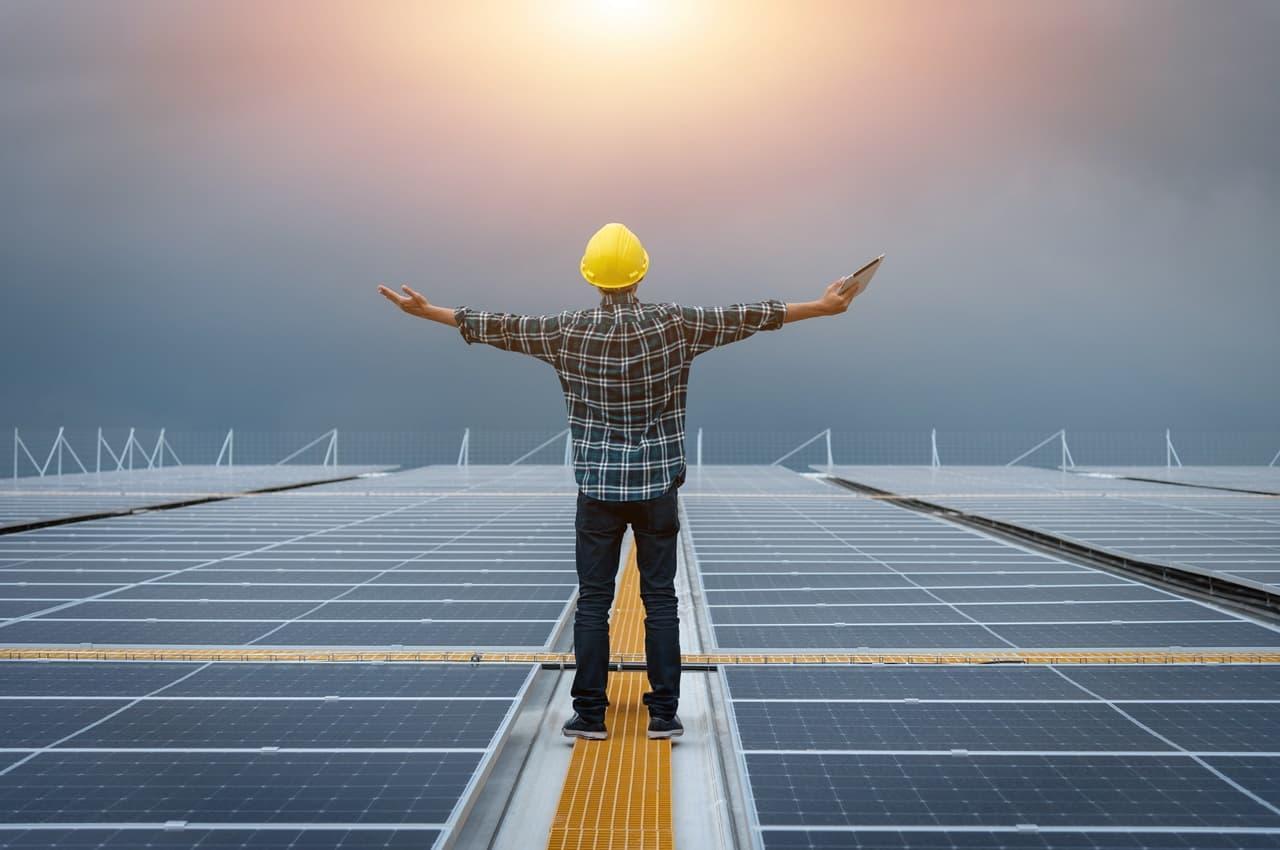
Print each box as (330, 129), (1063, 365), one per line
(645, 490), (680, 535)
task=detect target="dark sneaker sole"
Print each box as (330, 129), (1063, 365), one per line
(563, 728), (608, 740)
(646, 728), (684, 740)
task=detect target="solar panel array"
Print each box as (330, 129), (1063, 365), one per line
(312, 464), (578, 495)
(682, 479), (1280, 652)
(723, 663), (1280, 849)
(4, 462), (1280, 849)
(1080, 466), (1280, 496)
(0, 659), (533, 848)
(824, 465), (1280, 595)
(0, 465), (386, 531)
(0, 469), (577, 650)
(682, 465), (839, 496)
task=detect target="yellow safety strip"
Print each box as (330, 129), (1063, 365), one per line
(4, 647), (1280, 665)
(547, 545), (674, 850)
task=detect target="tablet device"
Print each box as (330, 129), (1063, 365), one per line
(838, 254), (885, 296)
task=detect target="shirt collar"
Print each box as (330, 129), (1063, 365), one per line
(599, 288), (640, 307)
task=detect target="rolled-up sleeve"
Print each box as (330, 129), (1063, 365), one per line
(677, 300), (787, 357)
(453, 307), (563, 365)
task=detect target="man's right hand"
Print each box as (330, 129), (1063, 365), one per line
(377, 284), (459, 326)
(378, 284), (433, 318)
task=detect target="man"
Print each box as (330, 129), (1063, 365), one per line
(378, 222), (865, 741)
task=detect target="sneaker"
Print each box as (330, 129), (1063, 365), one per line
(562, 713), (608, 740)
(647, 715), (684, 740)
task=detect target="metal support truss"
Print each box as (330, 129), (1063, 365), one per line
(509, 429), (569, 465)
(12, 427), (88, 479)
(772, 428), (833, 470)
(1165, 429), (1183, 469)
(215, 430), (234, 467)
(1006, 428), (1074, 469)
(456, 428), (470, 466)
(277, 429), (338, 466)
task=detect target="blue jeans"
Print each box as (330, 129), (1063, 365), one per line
(570, 485), (682, 722)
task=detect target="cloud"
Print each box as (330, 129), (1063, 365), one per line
(1, 0), (1277, 446)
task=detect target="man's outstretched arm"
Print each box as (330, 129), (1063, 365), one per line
(377, 283), (561, 364)
(679, 275), (867, 357)
(378, 284), (458, 326)
(783, 276), (866, 323)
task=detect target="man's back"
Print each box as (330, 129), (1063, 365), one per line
(454, 289), (786, 500)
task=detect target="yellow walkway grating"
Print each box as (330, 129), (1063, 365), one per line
(547, 545), (674, 850)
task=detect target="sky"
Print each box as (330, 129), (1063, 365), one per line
(3, 0), (1279, 443)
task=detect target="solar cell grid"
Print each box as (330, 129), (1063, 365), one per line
(682, 466), (841, 495)
(724, 665), (1091, 701)
(760, 832), (1280, 850)
(724, 664), (1280, 849)
(0, 660), (203, 695)
(683, 493), (1280, 651)
(0, 700), (129, 747)
(1078, 466), (1280, 496)
(824, 466), (1280, 596)
(732, 701), (1172, 751)
(162, 661), (532, 698)
(990, 622), (1280, 650)
(6, 463), (1280, 849)
(1118, 704), (1280, 752)
(0, 830), (437, 849)
(1, 750), (481, 824)
(744, 753), (1275, 828)
(0, 660), (533, 847)
(0, 465), (388, 531)
(308, 464), (576, 494)
(1064, 666), (1280, 701)
(714, 624), (1013, 650)
(0, 486), (578, 649)
(71, 698), (513, 748)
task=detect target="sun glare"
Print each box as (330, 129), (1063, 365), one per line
(548, 0), (702, 46)
(595, 0), (661, 25)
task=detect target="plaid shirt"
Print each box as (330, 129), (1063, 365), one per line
(455, 290), (787, 501)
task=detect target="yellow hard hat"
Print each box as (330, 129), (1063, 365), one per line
(580, 222), (649, 289)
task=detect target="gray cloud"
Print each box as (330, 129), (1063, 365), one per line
(1, 0), (1277, 448)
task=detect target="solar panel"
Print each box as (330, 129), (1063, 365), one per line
(0, 831), (434, 849)
(682, 465), (839, 495)
(683, 492), (1280, 651)
(311, 464), (578, 494)
(1079, 466), (1280, 496)
(0, 465), (388, 530)
(722, 663), (1280, 849)
(0, 479), (578, 650)
(822, 466), (1280, 596)
(6, 462), (1280, 848)
(757, 831), (1280, 848)
(0, 660), (533, 847)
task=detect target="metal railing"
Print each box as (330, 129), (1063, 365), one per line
(6, 427), (1279, 479)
